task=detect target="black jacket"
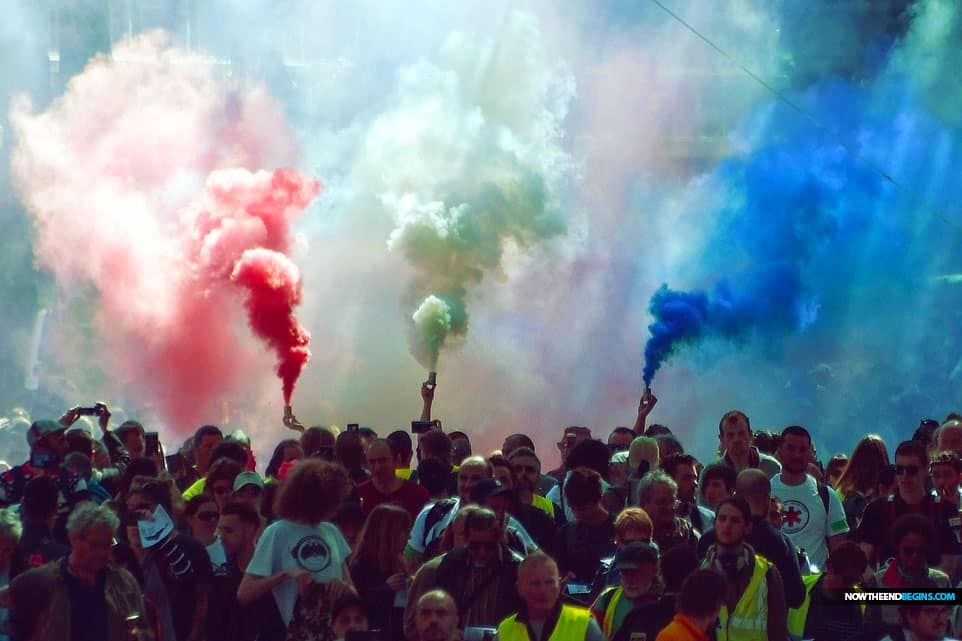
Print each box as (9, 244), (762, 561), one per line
(435, 544), (522, 628)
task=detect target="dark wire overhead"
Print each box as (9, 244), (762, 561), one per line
(648, 0), (962, 234)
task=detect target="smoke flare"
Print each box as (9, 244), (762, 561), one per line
(231, 248), (311, 403)
(10, 32), (319, 431)
(411, 293), (468, 369)
(358, 11), (574, 368)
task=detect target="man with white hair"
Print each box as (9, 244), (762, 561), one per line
(18, 503), (152, 641)
(936, 420), (962, 456)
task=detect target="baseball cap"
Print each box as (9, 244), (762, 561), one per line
(27, 420), (66, 448)
(233, 471), (264, 492)
(470, 479), (512, 504)
(614, 541), (659, 570)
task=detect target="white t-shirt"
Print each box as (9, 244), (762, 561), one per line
(405, 497), (538, 556)
(770, 474), (849, 571)
(207, 538), (228, 576)
(407, 498), (462, 555)
(246, 519), (351, 626)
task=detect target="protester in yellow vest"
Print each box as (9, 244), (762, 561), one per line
(507, 447), (557, 519)
(656, 568), (728, 641)
(497, 552), (605, 641)
(787, 541), (868, 641)
(591, 541), (670, 641)
(702, 496), (788, 641)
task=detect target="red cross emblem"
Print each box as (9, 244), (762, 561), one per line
(784, 505), (803, 527)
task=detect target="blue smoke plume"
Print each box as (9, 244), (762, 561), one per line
(642, 77), (937, 388)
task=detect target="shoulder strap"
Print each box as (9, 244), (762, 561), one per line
(598, 586), (617, 610)
(422, 498), (456, 547)
(691, 504), (703, 532)
(817, 482), (830, 515)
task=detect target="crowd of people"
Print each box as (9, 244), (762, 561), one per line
(0, 381), (961, 641)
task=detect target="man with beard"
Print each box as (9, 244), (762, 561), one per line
(637, 470), (698, 555)
(207, 502), (284, 641)
(435, 507), (521, 629)
(415, 590), (461, 641)
(663, 453), (715, 535)
(770, 426), (848, 573)
(702, 496), (787, 641)
(591, 541), (671, 641)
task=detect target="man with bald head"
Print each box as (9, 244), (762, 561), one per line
(406, 456), (533, 563)
(357, 438), (429, 519)
(415, 590), (460, 641)
(497, 552), (605, 641)
(696, 468), (805, 608)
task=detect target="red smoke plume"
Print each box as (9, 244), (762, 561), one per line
(9, 33), (320, 432)
(196, 169), (319, 404)
(231, 249), (311, 403)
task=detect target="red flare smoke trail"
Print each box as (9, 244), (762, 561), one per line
(196, 168), (321, 405)
(231, 248), (311, 404)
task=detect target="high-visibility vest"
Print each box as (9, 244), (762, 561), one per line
(598, 586), (623, 639)
(715, 554), (771, 641)
(787, 574), (865, 641)
(532, 493), (556, 518)
(498, 604), (593, 641)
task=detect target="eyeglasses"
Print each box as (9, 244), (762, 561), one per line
(197, 511), (219, 522)
(895, 465), (921, 476)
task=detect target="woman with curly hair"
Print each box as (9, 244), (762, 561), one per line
(238, 459), (355, 641)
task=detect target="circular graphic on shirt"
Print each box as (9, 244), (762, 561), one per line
(781, 499), (810, 534)
(291, 536), (332, 573)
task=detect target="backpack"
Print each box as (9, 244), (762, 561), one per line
(816, 481), (831, 515)
(422, 498), (458, 558)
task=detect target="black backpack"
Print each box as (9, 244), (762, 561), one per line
(422, 498), (458, 559)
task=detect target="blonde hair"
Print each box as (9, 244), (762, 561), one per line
(614, 507), (653, 542)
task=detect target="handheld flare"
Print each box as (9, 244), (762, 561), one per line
(283, 404), (304, 432)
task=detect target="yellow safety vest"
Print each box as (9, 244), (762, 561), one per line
(182, 477), (206, 500)
(787, 574), (865, 641)
(498, 604), (593, 641)
(599, 586), (623, 639)
(532, 494), (556, 519)
(715, 554), (771, 641)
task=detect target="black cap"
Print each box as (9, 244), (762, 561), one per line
(613, 541), (659, 570)
(470, 479), (512, 504)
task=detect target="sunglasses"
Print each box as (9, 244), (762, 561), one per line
(895, 465), (921, 476)
(197, 511), (220, 522)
